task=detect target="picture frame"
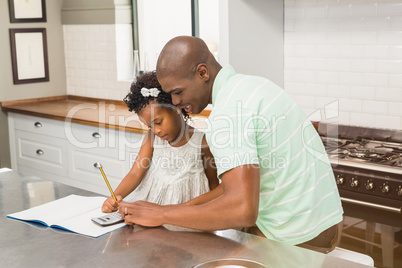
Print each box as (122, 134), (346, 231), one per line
(9, 28), (49, 84)
(8, 0), (47, 23)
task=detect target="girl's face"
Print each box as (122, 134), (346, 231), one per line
(138, 102), (185, 143)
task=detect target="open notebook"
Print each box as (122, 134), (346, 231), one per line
(6, 194), (126, 238)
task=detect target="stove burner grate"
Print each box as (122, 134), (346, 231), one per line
(346, 149), (387, 162)
(322, 136), (402, 165)
(393, 160), (402, 167)
(322, 139), (344, 150)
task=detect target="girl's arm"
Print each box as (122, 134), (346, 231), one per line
(102, 130), (154, 212)
(115, 130), (154, 198)
(201, 135), (220, 190)
(184, 184), (223, 206)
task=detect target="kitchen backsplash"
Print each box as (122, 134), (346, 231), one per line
(63, 24), (132, 101)
(284, 0), (402, 130)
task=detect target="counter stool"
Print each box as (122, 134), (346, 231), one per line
(337, 217), (400, 268)
(327, 247), (374, 267)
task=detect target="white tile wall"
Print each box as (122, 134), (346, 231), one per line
(285, 0), (402, 130)
(62, 4), (402, 129)
(63, 25), (133, 101)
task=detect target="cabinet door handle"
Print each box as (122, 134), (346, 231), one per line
(92, 132), (101, 138)
(34, 122), (42, 128)
(36, 149), (44, 155)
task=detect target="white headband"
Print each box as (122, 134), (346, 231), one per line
(141, 87), (160, 98)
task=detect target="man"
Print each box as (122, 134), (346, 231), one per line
(119, 36), (343, 253)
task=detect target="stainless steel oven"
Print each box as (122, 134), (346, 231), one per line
(318, 124), (402, 268)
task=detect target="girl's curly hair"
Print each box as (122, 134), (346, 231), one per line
(123, 71), (189, 121)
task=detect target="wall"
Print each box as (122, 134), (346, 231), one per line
(137, 0), (192, 72)
(227, 0), (284, 87)
(0, 0), (67, 101)
(63, 0), (285, 99)
(62, 0), (133, 100)
(284, 0), (402, 130)
(61, 0), (123, 24)
(0, 0), (67, 168)
(63, 0), (192, 100)
(63, 24), (132, 100)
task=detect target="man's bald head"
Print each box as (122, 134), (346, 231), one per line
(156, 36), (213, 80)
(155, 36), (222, 114)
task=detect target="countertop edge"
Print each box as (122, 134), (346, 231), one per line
(1, 95), (147, 134)
(1, 95), (210, 135)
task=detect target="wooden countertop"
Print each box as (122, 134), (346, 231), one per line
(1, 95), (209, 134)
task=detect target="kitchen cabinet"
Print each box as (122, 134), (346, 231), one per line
(2, 95), (209, 195)
(8, 112), (143, 195)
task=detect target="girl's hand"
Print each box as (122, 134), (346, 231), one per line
(101, 195), (123, 213)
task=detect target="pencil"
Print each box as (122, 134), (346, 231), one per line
(97, 163), (118, 203)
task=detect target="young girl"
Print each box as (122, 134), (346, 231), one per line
(102, 71), (219, 212)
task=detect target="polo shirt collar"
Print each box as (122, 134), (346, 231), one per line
(212, 65), (236, 105)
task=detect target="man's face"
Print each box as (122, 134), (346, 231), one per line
(158, 75), (210, 115)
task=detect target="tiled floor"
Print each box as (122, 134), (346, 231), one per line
(338, 216), (402, 268)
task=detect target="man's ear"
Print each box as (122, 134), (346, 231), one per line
(196, 64), (209, 81)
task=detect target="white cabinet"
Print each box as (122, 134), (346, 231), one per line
(8, 112), (144, 195)
(15, 130), (68, 176)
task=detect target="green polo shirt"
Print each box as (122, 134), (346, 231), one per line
(206, 65), (343, 245)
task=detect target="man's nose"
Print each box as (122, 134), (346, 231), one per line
(171, 95), (180, 106)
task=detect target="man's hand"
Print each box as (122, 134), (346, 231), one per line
(118, 201), (166, 227)
(117, 164), (260, 230)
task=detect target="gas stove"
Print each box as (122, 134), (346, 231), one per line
(323, 136), (402, 202)
(318, 124), (402, 227)
(323, 137), (402, 170)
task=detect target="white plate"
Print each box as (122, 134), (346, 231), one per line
(193, 258), (268, 268)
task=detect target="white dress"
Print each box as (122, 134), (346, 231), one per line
(127, 130), (210, 205)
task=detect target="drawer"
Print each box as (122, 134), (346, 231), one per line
(16, 130), (68, 175)
(69, 149), (129, 189)
(67, 122), (145, 154)
(66, 122), (108, 149)
(70, 145), (125, 159)
(12, 113), (66, 138)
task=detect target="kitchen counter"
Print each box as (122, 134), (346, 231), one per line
(0, 168), (371, 268)
(1, 95), (147, 134)
(1, 95), (210, 134)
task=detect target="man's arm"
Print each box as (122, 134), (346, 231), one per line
(119, 164), (260, 230)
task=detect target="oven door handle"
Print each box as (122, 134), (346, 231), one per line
(341, 197), (402, 214)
